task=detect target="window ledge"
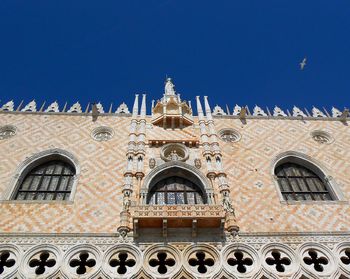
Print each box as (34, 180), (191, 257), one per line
(0, 199), (74, 204)
(280, 200), (348, 205)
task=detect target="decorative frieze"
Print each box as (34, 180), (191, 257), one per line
(0, 234), (349, 278)
(133, 204), (225, 219)
(0, 99), (348, 121)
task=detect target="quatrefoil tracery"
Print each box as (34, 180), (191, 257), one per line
(69, 252), (96, 275)
(227, 251), (253, 273)
(109, 252), (136, 274)
(188, 251), (215, 274)
(2, 244), (349, 276)
(340, 249), (350, 265)
(29, 251), (56, 275)
(303, 250), (328, 272)
(265, 251), (291, 272)
(149, 252), (175, 274)
(0, 251), (15, 275)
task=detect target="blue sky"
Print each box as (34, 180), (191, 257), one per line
(0, 0), (349, 113)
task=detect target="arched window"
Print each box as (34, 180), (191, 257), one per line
(14, 160), (75, 201)
(275, 162), (334, 201)
(147, 176), (206, 205)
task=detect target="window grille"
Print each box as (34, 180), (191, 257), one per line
(14, 160), (75, 201)
(275, 162), (333, 201)
(148, 176), (205, 205)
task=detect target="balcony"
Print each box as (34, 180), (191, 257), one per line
(132, 204), (225, 237)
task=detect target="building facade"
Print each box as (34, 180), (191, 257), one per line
(0, 79), (349, 278)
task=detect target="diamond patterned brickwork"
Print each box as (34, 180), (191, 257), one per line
(0, 114), (129, 233)
(0, 113), (350, 234)
(214, 118), (350, 233)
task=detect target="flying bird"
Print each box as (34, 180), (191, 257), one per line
(300, 57), (307, 70)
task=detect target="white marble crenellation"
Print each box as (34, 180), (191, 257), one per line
(0, 100), (348, 119)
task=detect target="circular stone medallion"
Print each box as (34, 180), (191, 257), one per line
(91, 126), (114, 142)
(0, 125), (17, 140)
(311, 130), (333, 144)
(219, 129), (241, 143)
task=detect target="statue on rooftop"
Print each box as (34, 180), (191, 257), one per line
(165, 77), (176, 96)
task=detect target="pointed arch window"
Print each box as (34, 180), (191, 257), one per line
(14, 160), (75, 201)
(147, 176), (206, 205)
(275, 162), (334, 201)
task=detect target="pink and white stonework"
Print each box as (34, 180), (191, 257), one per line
(0, 79), (349, 278)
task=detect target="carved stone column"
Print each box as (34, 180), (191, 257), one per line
(118, 94), (140, 236)
(204, 96), (240, 235)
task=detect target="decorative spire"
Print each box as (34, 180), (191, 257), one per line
(132, 94), (139, 117)
(226, 104), (230, 115)
(196, 96), (204, 120)
(140, 94), (146, 117)
(203, 96), (212, 120)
